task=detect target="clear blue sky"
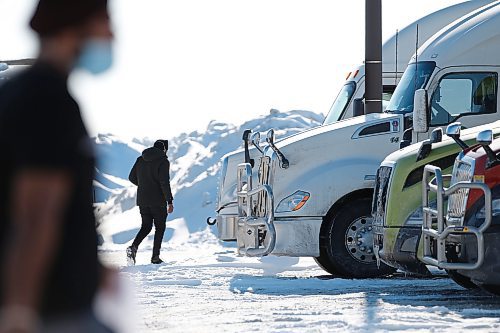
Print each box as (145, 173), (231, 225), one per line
(2, 0), (465, 138)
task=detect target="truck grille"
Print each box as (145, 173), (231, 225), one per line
(372, 166), (392, 226)
(447, 159), (473, 224)
(256, 156), (272, 217)
(216, 156), (229, 210)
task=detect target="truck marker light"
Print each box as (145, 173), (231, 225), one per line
(473, 175), (485, 183)
(346, 72), (352, 80)
(352, 70), (359, 78)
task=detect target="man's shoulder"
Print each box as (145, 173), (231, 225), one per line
(0, 70), (72, 119)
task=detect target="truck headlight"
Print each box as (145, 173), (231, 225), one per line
(276, 190), (310, 213)
(476, 199), (500, 219)
(405, 200), (437, 226)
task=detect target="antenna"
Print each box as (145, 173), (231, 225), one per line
(395, 29), (398, 86)
(414, 24), (419, 93)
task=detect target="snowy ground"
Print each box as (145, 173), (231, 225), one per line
(97, 228), (500, 333)
(92, 110), (500, 332)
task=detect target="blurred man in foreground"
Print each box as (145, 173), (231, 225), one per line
(127, 140), (174, 265)
(0, 0), (115, 332)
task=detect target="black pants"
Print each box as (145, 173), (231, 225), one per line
(132, 206), (168, 257)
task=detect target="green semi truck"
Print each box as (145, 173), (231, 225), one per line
(373, 122), (500, 277)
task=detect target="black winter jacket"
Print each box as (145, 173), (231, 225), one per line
(129, 147), (173, 206)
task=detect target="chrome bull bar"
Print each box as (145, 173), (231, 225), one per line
(236, 163), (276, 256)
(421, 165), (492, 270)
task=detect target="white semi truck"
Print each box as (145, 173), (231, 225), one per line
(211, 1), (496, 277)
(213, 0), (489, 235)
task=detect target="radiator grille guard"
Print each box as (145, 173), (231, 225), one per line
(421, 161), (491, 271)
(447, 159), (473, 224)
(256, 156), (272, 217)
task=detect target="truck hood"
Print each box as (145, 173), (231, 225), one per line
(383, 120), (500, 164)
(276, 113), (402, 150)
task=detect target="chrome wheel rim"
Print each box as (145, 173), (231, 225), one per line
(345, 216), (376, 263)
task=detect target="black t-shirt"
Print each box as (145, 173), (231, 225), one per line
(0, 63), (100, 318)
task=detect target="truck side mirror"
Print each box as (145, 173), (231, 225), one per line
(242, 129), (254, 167)
(412, 89), (428, 133)
(399, 128), (413, 149)
(416, 128), (443, 161)
(430, 128), (443, 144)
(445, 122), (461, 138)
(353, 98), (364, 117)
(445, 122), (468, 150)
(250, 131), (263, 154)
(477, 129), (493, 147)
(476, 129), (498, 167)
(266, 128), (275, 144)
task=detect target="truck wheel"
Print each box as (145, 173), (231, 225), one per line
(316, 197), (395, 278)
(446, 270), (478, 290)
(314, 257), (342, 276)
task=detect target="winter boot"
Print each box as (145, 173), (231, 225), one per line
(126, 245), (137, 266)
(151, 256), (164, 265)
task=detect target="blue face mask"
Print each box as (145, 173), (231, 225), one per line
(76, 39), (113, 75)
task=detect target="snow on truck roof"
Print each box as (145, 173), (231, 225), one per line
(414, 1), (500, 68)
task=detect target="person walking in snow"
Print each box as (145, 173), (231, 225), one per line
(127, 140), (174, 265)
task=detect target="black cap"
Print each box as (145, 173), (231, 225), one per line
(154, 140), (169, 151)
(30, 0), (108, 37)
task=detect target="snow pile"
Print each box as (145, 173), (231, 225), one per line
(95, 109), (323, 246)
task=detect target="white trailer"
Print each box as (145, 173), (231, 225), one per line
(212, 1), (500, 278)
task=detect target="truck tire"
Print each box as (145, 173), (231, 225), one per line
(480, 284), (500, 296)
(446, 270), (478, 290)
(313, 257), (342, 276)
(316, 197), (395, 278)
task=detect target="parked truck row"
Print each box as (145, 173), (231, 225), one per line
(209, 0), (500, 293)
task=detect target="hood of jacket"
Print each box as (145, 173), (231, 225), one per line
(142, 147), (166, 162)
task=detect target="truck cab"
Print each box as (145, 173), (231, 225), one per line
(373, 1), (500, 276)
(420, 127), (500, 295)
(324, 0), (493, 123)
(212, 0), (489, 240)
(373, 122), (500, 275)
(213, 1), (500, 278)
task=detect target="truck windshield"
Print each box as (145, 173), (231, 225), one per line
(323, 82), (356, 125)
(386, 61), (436, 114)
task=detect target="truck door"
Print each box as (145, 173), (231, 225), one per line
(427, 70), (498, 132)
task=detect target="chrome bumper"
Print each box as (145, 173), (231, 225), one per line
(235, 162), (321, 257)
(214, 214), (238, 241)
(421, 165), (492, 270)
